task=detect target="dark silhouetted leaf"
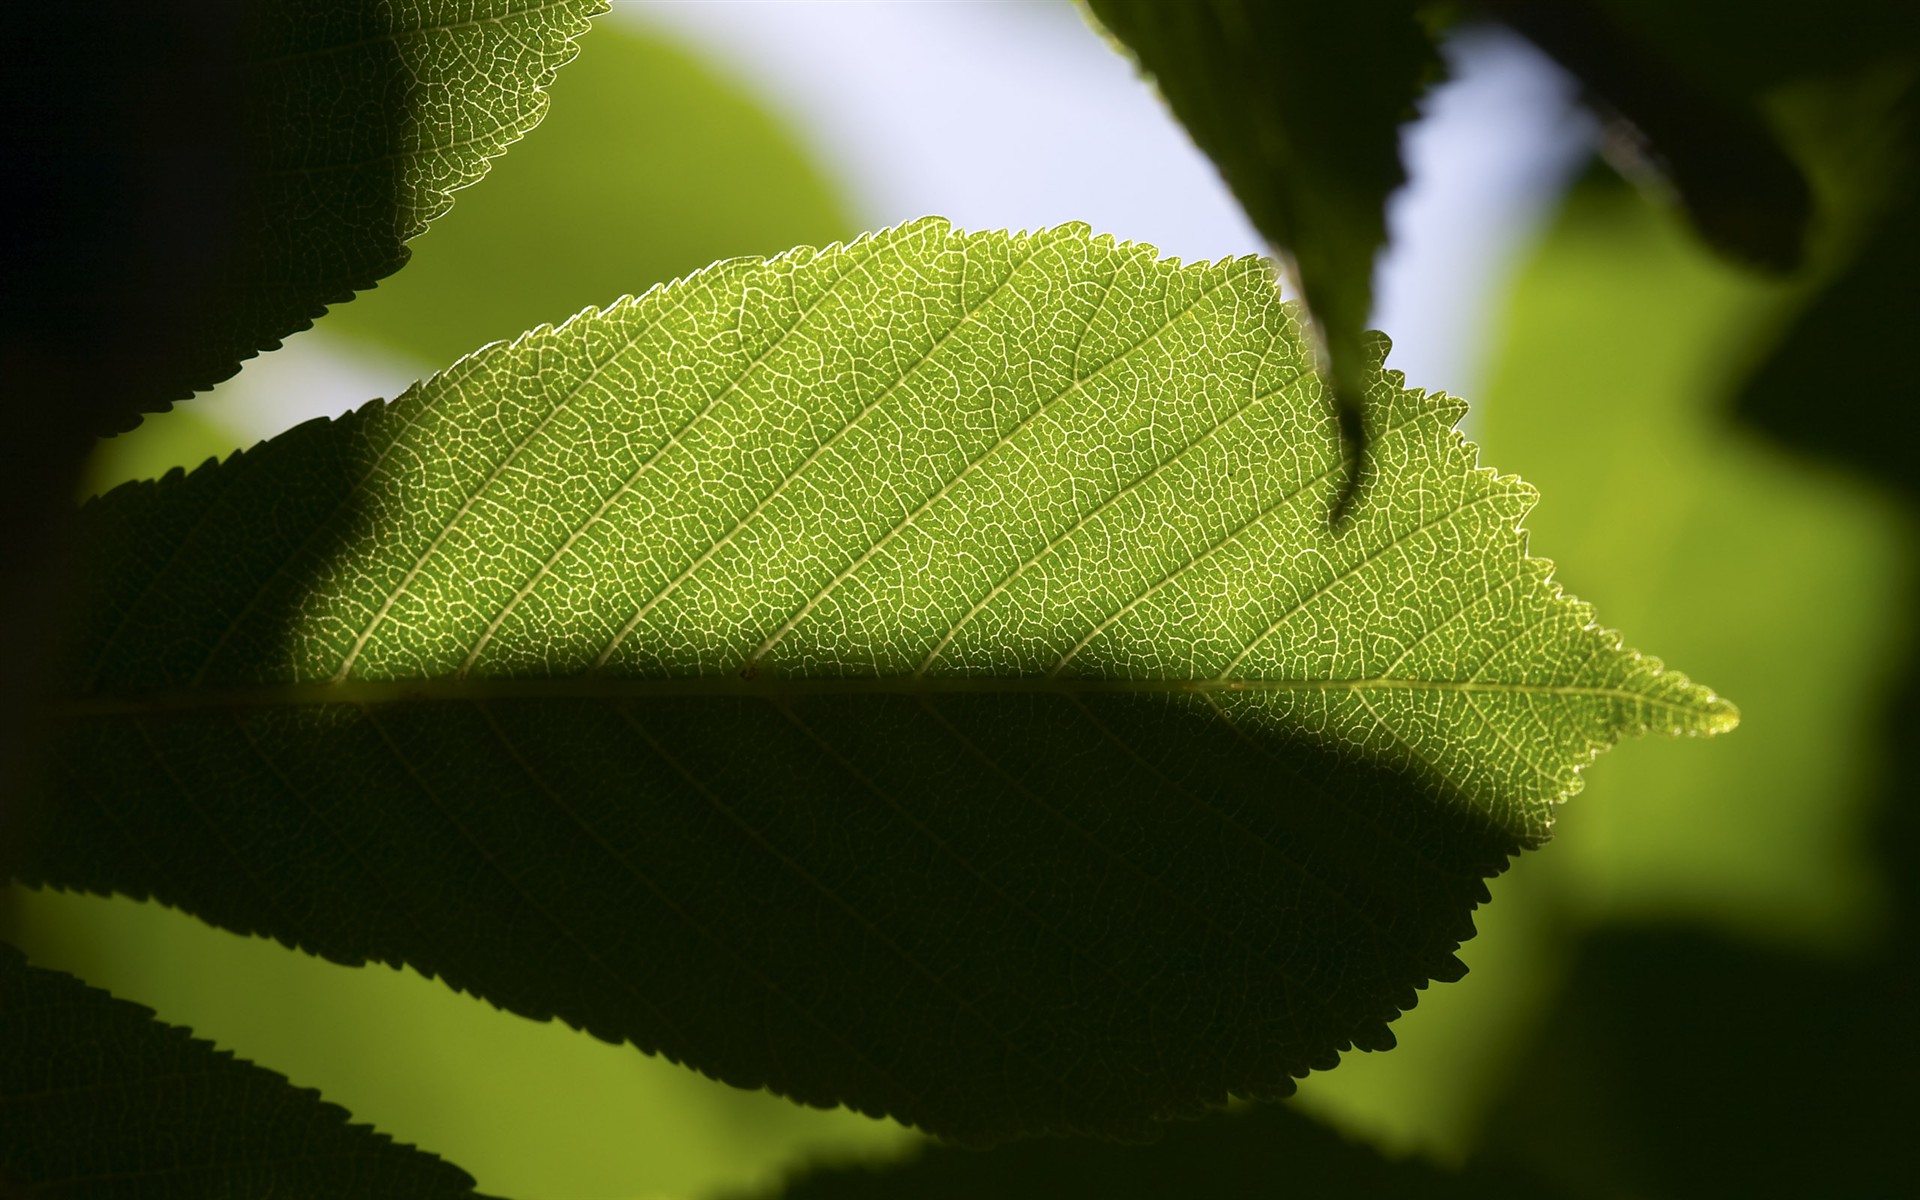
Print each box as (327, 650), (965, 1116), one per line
(1082, 0), (1442, 516)
(1483, 0), (1812, 272)
(11, 0), (604, 435)
(1476, 926), (1915, 1199)
(25, 222), (1731, 1144)
(0, 945), (485, 1199)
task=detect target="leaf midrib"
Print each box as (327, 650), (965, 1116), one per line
(52, 675), (1704, 718)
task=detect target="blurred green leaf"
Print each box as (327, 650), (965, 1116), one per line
(761, 1098), (1557, 1200)
(0, 944), (485, 1199)
(30, 221), (1726, 1145)
(323, 15), (854, 371)
(1082, 0), (1441, 513)
(1470, 182), (1914, 943)
(1587, 0), (1920, 96)
(1475, 925), (1914, 1198)
(1282, 170), (1916, 1165)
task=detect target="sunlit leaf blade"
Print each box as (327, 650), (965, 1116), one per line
(123, 0), (605, 424)
(763, 1100), (1556, 1200)
(0, 945), (486, 1199)
(26, 221), (1732, 1144)
(1081, 0), (1439, 511)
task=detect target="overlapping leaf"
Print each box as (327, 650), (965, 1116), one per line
(0, 945), (484, 1198)
(122, 0), (605, 422)
(25, 221), (1732, 1143)
(1082, 0), (1440, 509)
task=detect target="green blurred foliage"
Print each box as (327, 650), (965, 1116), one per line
(1289, 173), (1914, 1165)
(25, 15), (913, 1200)
(1469, 180), (1912, 945)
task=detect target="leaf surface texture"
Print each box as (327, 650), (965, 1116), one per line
(30, 221), (1732, 1143)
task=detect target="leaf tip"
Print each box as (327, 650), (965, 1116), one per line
(1699, 691), (1741, 737)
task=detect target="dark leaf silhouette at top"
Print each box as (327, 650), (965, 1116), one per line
(0, 945), (487, 1199)
(8, 0), (603, 435)
(1735, 82), (1920, 498)
(22, 222), (1730, 1144)
(1082, 0), (1441, 518)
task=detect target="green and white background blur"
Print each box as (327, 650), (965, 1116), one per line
(11, 2), (1911, 1196)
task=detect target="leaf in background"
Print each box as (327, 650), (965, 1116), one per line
(322, 15), (855, 371)
(1467, 182), (1911, 943)
(0, 945), (485, 1199)
(1735, 195), (1920, 499)
(760, 1099), (1556, 1200)
(1081, 0), (1441, 516)
(1735, 81), (1920, 499)
(37, 0), (604, 432)
(26, 221), (1730, 1144)
(1482, 0), (1813, 273)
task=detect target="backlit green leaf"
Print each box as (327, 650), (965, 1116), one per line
(0, 945), (485, 1198)
(25, 220), (1732, 1144)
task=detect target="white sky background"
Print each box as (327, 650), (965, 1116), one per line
(197, 0), (1594, 440)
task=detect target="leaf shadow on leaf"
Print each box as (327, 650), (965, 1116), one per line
(28, 396), (1530, 1141)
(21, 220), (1728, 1147)
(29, 681), (1523, 1146)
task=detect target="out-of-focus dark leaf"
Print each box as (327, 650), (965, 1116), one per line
(1482, 0), (1812, 272)
(1082, 0), (1442, 517)
(1588, 0), (1920, 96)
(1735, 196), (1920, 497)
(1475, 923), (1915, 1199)
(1735, 80), (1920, 498)
(0, 945), (487, 1199)
(762, 1100), (1560, 1200)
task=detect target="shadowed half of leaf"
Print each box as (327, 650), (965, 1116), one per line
(21, 221), (1732, 1144)
(0, 945), (487, 1199)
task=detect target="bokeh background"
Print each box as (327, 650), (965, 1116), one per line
(9, 2), (1914, 1196)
